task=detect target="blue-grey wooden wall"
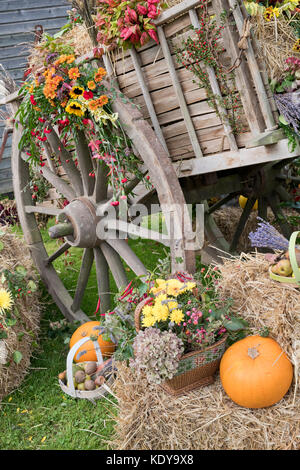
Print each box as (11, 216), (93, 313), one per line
(0, 0), (70, 195)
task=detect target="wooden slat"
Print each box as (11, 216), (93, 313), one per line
(129, 47), (169, 153)
(0, 17), (67, 36)
(227, 0), (276, 130)
(157, 24), (203, 158)
(174, 139), (300, 177)
(189, 8), (238, 152)
(0, 0), (68, 12)
(211, 0), (264, 135)
(154, 0), (200, 26)
(0, 6), (68, 24)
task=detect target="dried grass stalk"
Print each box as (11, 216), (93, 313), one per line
(0, 227), (42, 402)
(109, 252), (300, 450)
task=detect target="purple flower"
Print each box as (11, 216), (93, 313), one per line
(248, 217), (289, 251)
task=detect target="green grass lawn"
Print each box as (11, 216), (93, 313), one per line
(0, 217), (174, 450)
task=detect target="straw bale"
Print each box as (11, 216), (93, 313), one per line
(251, 14), (300, 81)
(0, 227), (42, 401)
(28, 23), (93, 74)
(109, 252), (300, 450)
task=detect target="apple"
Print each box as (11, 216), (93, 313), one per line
(271, 259), (293, 277)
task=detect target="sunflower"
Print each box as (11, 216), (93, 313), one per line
(0, 288), (13, 314)
(65, 100), (84, 117)
(293, 39), (300, 53)
(70, 85), (85, 99)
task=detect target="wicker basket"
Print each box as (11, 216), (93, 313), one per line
(134, 295), (228, 396)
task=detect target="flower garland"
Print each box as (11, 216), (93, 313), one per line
(16, 52), (146, 203)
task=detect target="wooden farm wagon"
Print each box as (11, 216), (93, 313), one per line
(1, 0), (300, 323)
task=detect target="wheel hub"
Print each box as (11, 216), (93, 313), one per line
(61, 197), (99, 248)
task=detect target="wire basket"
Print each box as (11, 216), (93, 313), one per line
(58, 331), (117, 403)
(269, 231), (300, 286)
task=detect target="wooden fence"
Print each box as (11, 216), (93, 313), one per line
(0, 0), (69, 195)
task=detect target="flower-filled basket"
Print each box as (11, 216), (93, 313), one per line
(131, 273), (245, 396)
(269, 231), (300, 286)
(135, 297), (227, 396)
(58, 330), (116, 402)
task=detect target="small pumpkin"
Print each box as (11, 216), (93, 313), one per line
(238, 195), (258, 211)
(220, 335), (293, 408)
(69, 321), (115, 363)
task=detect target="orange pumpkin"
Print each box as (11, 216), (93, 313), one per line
(69, 321), (115, 363)
(220, 335), (293, 409)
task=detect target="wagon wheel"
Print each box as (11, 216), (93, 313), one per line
(11, 90), (196, 323)
(201, 159), (297, 257)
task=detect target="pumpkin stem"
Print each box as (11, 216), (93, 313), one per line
(248, 347), (260, 359)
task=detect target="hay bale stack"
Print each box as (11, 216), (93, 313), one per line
(0, 227), (42, 401)
(110, 253), (300, 450)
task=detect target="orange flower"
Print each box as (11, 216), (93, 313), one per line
(68, 67), (80, 80)
(98, 95), (108, 106)
(87, 80), (96, 90)
(88, 99), (101, 111)
(94, 67), (106, 83)
(88, 95), (109, 111)
(66, 55), (76, 64)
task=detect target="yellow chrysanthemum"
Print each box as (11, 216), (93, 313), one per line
(142, 305), (154, 318)
(165, 279), (185, 297)
(170, 309), (184, 325)
(165, 299), (178, 311)
(142, 315), (156, 328)
(152, 304), (169, 322)
(0, 288), (13, 314)
(150, 279), (166, 295)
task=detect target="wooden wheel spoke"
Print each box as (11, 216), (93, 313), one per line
(71, 248), (94, 313)
(74, 129), (95, 196)
(46, 126), (83, 196)
(94, 160), (108, 204)
(45, 241), (71, 265)
(106, 238), (148, 279)
(37, 164), (76, 202)
(104, 219), (170, 247)
(25, 205), (62, 217)
(94, 247), (111, 314)
(100, 241), (128, 291)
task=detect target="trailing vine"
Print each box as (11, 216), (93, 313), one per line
(174, 0), (246, 136)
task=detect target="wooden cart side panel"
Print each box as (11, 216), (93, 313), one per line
(107, 0), (279, 167)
